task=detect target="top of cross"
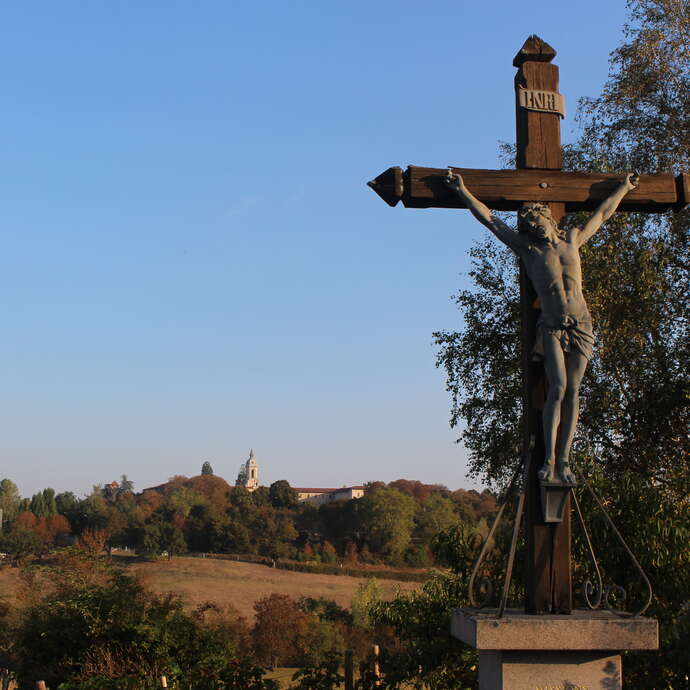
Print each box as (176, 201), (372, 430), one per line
(513, 35), (557, 67)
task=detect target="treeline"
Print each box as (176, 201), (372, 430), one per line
(0, 473), (496, 567)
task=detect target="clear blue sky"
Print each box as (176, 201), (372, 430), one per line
(0, 1), (628, 498)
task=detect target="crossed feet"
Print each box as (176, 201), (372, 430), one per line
(538, 460), (577, 485)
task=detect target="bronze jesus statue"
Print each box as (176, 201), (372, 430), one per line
(445, 170), (639, 484)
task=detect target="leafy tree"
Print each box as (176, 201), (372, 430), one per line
(296, 618), (346, 668)
(119, 475), (134, 493)
(433, 238), (521, 485)
(269, 480), (298, 509)
(138, 523), (163, 556)
(34, 514), (71, 548)
(217, 517), (253, 553)
(28, 492), (45, 518)
(370, 526), (478, 688)
(194, 602), (253, 660)
(0, 478), (20, 524)
(415, 493), (459, 545)
(56, 491), (80, 528)
(357, 487), (416, 564)
(388, 479), (449, 503)
(78, 528), (108, 555)
(30, 490), (58, 518)
(320, 540), (337, 564)
(188, 474), (232, 513)
(201, 461), (214, 475)
(297, 597), (353, 626)
(100, 505), (129, 554)
(79, 488), (111, 534)
(289, 651), (344, 690)
(160, 523), (187, 560)
(163, 486), (206, 519)
(0, 528), (43, 563)
(350, 578), (382, 630)
(252, 594), (309, 668)
(247, 507), (298, 558)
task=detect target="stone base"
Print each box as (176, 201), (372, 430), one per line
(452, 608), (658, 690)
(479, 650), (620, 690)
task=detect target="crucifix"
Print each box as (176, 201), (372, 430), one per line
(368, 35), (688, 615)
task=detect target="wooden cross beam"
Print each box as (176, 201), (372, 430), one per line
(368, 166), (689, 213)
(368, 35), (687, 615)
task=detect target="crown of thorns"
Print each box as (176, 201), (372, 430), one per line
(518, 203), (565, 239)
(518, 202), (552, 220)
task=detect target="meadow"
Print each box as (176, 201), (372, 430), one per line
(0, 555), (420, 620)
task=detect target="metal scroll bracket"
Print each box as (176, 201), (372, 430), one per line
(466, 436), (533, 617)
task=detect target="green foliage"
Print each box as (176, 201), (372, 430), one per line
(269, 480), (298, 508)
(415, 493), (460, 544)
(57, 657), (280, 690)
(289, 651), (344, 690)
(574, 465), (689, 687)
(433, 239), (521, 485)
(10, 552), (278, 689)
(55, 491), (80, 527)
(30, 488), (58, 518)
(358, 487), (417, 564)
(370, 570), (476, 688)
(0, 478), (20, 523)
(298, 596), (353, 625)
(350, 578), (383, 630)
(0, 528), (43, 561)
(299, 618), (346, 668)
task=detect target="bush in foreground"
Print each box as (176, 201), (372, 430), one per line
(6, 549), (277, 689)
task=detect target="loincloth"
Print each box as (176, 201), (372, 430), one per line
(532, 315), (595, 362)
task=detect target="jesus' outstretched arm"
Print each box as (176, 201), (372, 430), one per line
(444, 169), (525, 254)
(577, 173), (639, 246)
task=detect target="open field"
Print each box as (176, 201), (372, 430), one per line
(129, 557), (419, 619)
(0, 556), (420, 620)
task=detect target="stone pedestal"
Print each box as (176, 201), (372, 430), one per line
(451, 608), (658, 690)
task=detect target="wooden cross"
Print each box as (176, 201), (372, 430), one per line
(368, 35), (688, 615)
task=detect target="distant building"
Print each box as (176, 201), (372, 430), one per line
(236, 449), (260, 492)
(143, 449), (363, 503)
(293, 486), (366, 506)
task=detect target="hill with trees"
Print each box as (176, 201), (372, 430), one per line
(0, 474), (496, 569)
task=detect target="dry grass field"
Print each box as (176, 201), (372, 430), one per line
(129, 556), (419, 619)
(0, 556), (420, 620)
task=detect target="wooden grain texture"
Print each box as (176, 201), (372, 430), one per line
(551, 496), (573, 614)
(515, 61), (562, 170)
(522, 265), (552, 615)
(400, 166), (679, 212)
(368, 166), (404, 207)
(344, 650), (354, 690)
(516, 52), (571, 615)
(677, 172), (690, 210)
(513, 35), (557, 67)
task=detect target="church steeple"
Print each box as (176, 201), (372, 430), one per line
(242, 448), (259, 491)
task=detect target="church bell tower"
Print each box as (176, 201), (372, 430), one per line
(236, 448), (259, 491)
